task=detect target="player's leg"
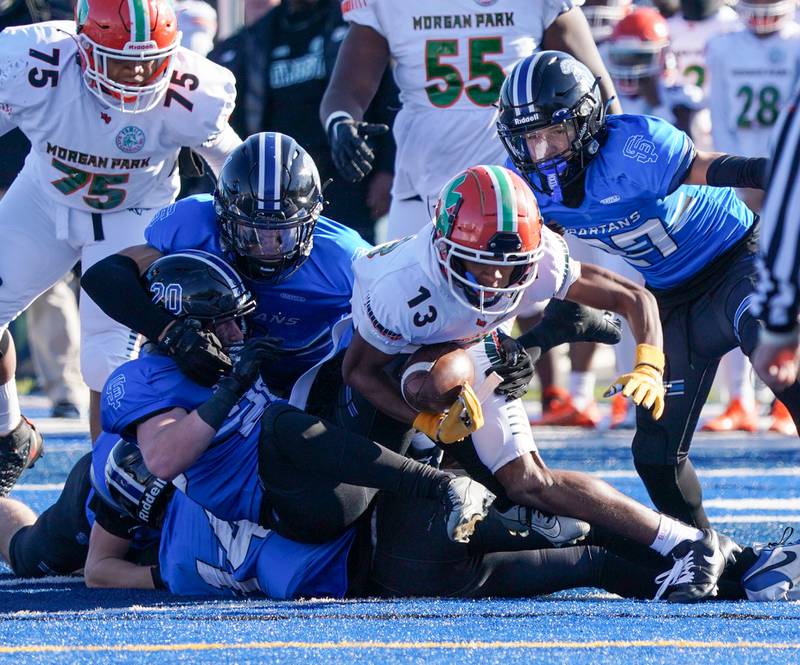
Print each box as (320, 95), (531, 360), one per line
(384, 195), (430, 241)
(0, 180), (80, 492)
(79, 208), (154, 441)
(701, 349), (758, 432)
(4, 453), (93, 577)
(0, 497), (36, 565)
(258, 402), (494, 544)
(631, 297), (720, 528)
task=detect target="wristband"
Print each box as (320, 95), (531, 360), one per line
(196, 378), (242, 430)
(324, 110), (353, 136)
(151, 565), (167, 590)
(633, 343), (665, 373)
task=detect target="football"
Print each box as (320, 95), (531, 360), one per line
(400, 343), (475, 413)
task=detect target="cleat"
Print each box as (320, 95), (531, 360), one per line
(536, 299), (623, 347)
(531, 392), (600, 428)
(768, 400), (797, 436)
(609, 393), (635, 430)
(51, 399), (82, 419)
(701, 398), (758, 433)
(0, 416), (44, 496)
(742, 527), (800, 601)
(655, 529), (741, 603)
(492, 504), (590, 546)
(438, 476), (495, 544)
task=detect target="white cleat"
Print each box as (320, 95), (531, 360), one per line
(742, 528), (800, 601)
(492, 504), (590, 546)
(440, 476), (496, 544)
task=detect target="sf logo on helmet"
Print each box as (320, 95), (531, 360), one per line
(436, 172), (468, 235)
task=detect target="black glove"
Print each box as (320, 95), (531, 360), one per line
(196, 337), (280, 431)
(491, 331), (541, 401)
(328, 118), (389, 182)
(517, 300), (623, 353)
(157, 318), (232, 387)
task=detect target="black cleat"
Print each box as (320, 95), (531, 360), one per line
(654, 529), (742, 603)
(0, 416), (44, 496)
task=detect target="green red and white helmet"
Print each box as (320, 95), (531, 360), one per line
(75, 0), (180, 113)
(433, 165), (544, 315)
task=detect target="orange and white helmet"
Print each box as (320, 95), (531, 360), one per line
(607, 8), (672, 96)
(75, 0), (180, 113)
(433, 165), (544, 315)
(736, 0), (796, 34)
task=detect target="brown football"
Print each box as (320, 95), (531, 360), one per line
(400, 343), (475, 413)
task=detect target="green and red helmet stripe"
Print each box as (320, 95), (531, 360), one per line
(127, 0), (152, 43)
(480, 165), (519, 234)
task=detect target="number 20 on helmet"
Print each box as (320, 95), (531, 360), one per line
(432, 165), (544, 316)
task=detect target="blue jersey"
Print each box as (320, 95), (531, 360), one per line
(91, 432), (354, 599)
(159, 495), (354, 598)
(101, 350), (281, 524)
(509, 115), (755, 289)
(144, 195), (371, 389)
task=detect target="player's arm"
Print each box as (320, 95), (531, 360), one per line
(342, 330), (418, 425)
(684, 150), (768, 189)
(542, 7), (623, 115)
(319, 24), (391, 181)
(82, 245), (231, 387)
(136, 338), (275, 480)
(564, 263), (666, 419)
(193, 124), (242, 177)
(84, 523), (156, 590)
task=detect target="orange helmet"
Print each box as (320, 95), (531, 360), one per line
(607, 8), (672, 96)
(433, 165), (544, 315)
(75, 0), (180, 113)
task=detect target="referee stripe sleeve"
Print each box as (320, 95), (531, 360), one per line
(754, 90), (800, 332)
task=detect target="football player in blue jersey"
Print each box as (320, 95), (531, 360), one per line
(79, 436), (800, 602)
(101, 250), (495, 545)
(495, 51), (800, 531)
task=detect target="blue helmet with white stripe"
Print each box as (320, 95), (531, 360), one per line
(105, 439), (174, 528)
(215, 132), (324, 282)
(497, 51), (605, 201)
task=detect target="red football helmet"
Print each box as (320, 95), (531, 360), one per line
(606, 8), (672, 96)
(736, 0), (796, 34)
(75, 0), (180, 113)
(432, 165), (544, 315)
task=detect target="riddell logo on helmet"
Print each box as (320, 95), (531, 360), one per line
(124, 42), (157, 51)
(138, 479), (168, 523)
(513, 115), (539, 125)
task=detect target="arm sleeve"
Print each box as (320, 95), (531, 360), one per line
(752, 91), (800, 332)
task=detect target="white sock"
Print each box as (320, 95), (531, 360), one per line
(650, 515), (704, 557)
(569, 371), (595, 411)
(0, 377), (21, 436)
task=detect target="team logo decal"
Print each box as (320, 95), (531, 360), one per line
(622, 135), (658, 164)
(76, 0), (90, 25)
(105, 375), (126, 410)
(115, 125), (146, 153)
(436, 173), (468, 236)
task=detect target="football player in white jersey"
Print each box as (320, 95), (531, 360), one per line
(704, 0), (800, 435)
(342, 165), (738, 602)
(0, 0), (240, 488)
(319, 0), (623, 240)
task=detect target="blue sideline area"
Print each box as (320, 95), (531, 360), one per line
(2, 420), (800, 664)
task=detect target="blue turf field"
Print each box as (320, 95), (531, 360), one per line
(2, 418), (800, 663)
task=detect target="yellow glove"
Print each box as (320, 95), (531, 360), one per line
(412, 384), (485, 444)
(607, 343), (666, 420)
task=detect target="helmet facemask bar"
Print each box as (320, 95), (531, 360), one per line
(76, 32), (179, 113)
(606, 40), (666, 95)
(433, 234), (544, 315)
(217, 199), (322, 283)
